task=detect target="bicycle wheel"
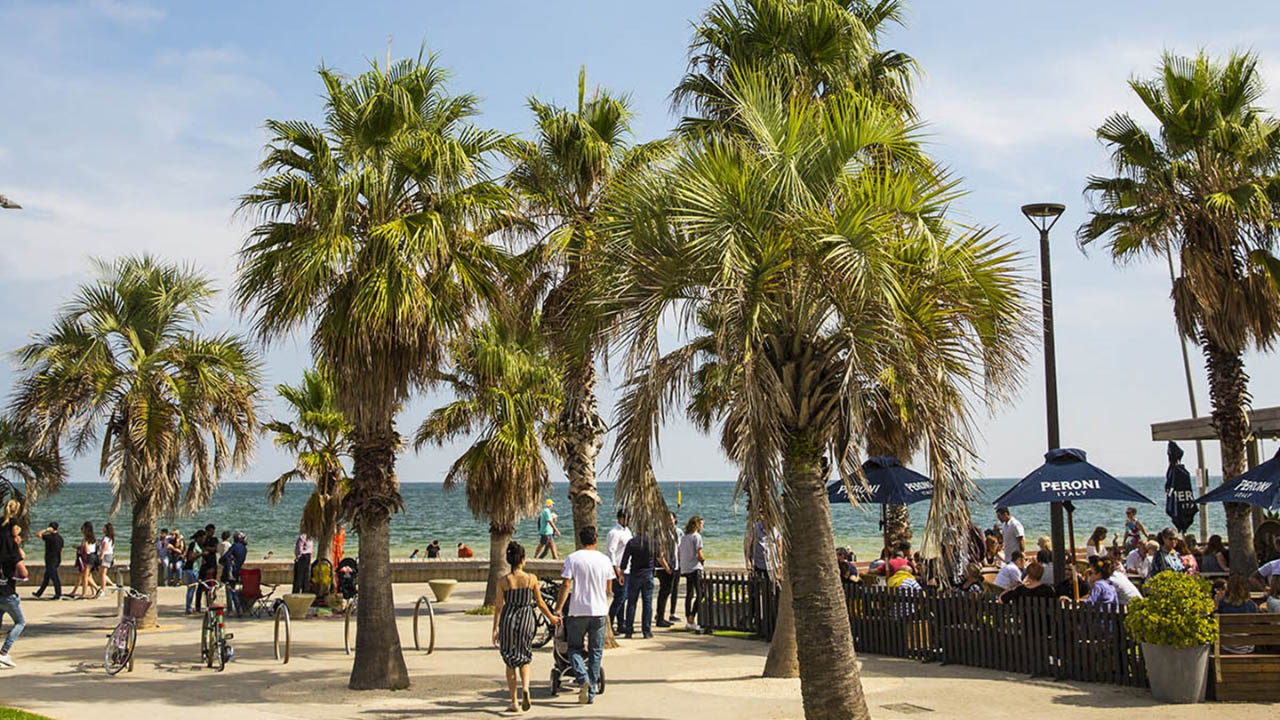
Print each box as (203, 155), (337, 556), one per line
(201, 613), (214, 666)
(212, 622), (227, 672)
(103, 622), (134, 675)
(344, 598), (357, 655)
(273, 601), (291, 664)
(531, 613), (552, 649)
(413, 595), (435, 653)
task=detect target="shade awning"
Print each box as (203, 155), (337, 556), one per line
(993, 448), (1155, 507)
(827, 456), (932, 506)
(1194, 451), (1280, 511)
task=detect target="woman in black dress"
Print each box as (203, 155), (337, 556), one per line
(492, 541), (558, 713)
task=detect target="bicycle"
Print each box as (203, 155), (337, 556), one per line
(104, 588), (150, 675)
(343, 596), (357, 654)
(196, 579), (235, 671)
(531, 579), (560, 648)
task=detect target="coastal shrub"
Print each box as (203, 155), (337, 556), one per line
(1124, 571), (1217, 648)
(465, 605), (495, 616)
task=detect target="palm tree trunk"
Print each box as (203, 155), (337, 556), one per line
(558, 352), (605, 547)
(129, 496), (159, 629)
(484, 522), (513, 608)
(347, 428), (410, 691)
(784, 443), (870, 720)
(1204, 338), (1258, 575)
(883, 504), (911, 549)
(763, 570), (799, 678)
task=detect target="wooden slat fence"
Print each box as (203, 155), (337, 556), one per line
(700, 572), (1148, 689)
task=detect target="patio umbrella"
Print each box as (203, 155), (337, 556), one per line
(994, 448), (1154, 602)
(1193, 449), (1280, 511)
(1165, 442), (1199, 533)
(827, 456), (933, 551)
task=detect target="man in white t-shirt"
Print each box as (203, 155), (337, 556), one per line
(605, 510), (632, 634)
(993, 550), (1025, 591)
(557, 525), (614, 705)
(1254, 557), (1280, 588)
(996, 507), (1025, 561)
(1125, 541), (1155, 577)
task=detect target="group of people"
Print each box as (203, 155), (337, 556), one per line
(486, 507), (707, 712)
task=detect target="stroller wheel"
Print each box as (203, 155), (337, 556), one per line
(549, 667), (559, 696)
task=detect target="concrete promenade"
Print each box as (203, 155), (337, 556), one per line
(0, 581), (1271, 719)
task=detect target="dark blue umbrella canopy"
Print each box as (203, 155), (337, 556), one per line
(993, 448), (1155, 507)
(827, 456), (933, 506)
(1194, 450), (1280, 511)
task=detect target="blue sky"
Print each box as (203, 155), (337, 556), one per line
(3, 0), (1280, 485)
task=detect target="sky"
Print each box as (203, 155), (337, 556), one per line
(3, 0), (1280, 485)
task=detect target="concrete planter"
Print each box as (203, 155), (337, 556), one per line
(1141, 642), (1209, 703)
(429, 579), (458, 602)
(282, 593), (315, 618)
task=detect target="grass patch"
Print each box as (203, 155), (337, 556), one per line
(0, 708), (57, 720)
(464, 605), (495, 616)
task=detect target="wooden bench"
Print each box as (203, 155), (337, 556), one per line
(1214, 613), (1280, 702)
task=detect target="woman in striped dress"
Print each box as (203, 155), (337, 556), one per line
(492, 541), (558, 713)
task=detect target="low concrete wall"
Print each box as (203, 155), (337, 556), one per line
(22, 558), (741, 588)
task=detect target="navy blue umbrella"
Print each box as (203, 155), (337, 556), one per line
(827, 456), (933, 505)
(993, 448), (1155, 508)
(1165, 442), (1199, 533)
(1194, 450), (1280, 511)
(827, 456), (932, 552)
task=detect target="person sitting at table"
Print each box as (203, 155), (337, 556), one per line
(886, 564), (921, 594)
(982, 535), (1003, 567)
(1216, 574), (1260, 654)
(1085, 526), (1109, 560)
(1252, 555), (1280, 591)
(1176, 537), (1198, 574)
(998, 561), (1056, 603)
(1080, 559), (1119, 610)
(1055, 563), (1089, 601)
(1125, 540), (1155, 577)
(1200, 535), (1229, 574)
(1148, 528), (1184, 577)
(1034, 549), (1056, 586)
(1108, 560), (1142, 606)
(958, 562), (984, 594)
(1262, 575), (1280, 613)
(836, 547), (858, 582)
(993, 551), (1024, 591)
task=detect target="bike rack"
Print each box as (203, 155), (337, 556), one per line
(343, 599), (357, 655)
(273, 601), (291, 664)
(413, 595), (435, 653)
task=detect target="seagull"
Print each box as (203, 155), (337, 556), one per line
(0, 194), (20, 210)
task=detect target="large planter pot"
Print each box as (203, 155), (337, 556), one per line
(1141, 642), (1209, 703)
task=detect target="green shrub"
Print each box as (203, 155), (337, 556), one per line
(1124, 571), (1217, 648)
(465, 605), (495, 616)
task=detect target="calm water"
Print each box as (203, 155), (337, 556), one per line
(24, 478), (1228, 564)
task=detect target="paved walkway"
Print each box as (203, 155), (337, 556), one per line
(0, 582), (1271, 718)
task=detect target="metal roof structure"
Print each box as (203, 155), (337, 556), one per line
(1151, 406), (1280, 442)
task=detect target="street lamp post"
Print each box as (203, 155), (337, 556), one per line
(1023, 202), (1067, 578)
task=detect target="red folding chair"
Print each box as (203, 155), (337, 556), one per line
(237, 568), (278, 617)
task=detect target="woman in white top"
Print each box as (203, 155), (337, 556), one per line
(677, 516), (705, 631)
(1085, 526), (1108, 560)
(95, 522), (116, 597)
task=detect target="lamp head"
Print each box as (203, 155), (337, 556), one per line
(0, 194), (21, 210)
(1021, 202), (1065, 232)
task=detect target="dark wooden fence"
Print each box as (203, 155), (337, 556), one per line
(699, 572), (1147, 689)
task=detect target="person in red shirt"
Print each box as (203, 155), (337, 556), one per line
(458, 543), (475, 559)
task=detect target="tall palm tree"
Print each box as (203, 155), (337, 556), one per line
(265, 369), (350, 567)
(415, 294), (561, 607)
(672, 0), (918, 134)
(235, 52), (512, 690)
(504, 69), (668, 544)
(605, 77), (1027, 720)
(1080, 51), (1280, 575)
(0, 419), (67, 532)
(11, 256), (260, 628)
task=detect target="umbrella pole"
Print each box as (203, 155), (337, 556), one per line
(881, 504), (888, 558)
(1067, 507), (1079, 604)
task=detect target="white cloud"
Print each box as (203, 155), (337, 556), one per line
(87, 0), (163, 25)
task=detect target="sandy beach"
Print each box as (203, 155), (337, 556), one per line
(0, 581), (1273, 719)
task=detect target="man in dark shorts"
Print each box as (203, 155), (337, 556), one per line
(33, 521), (64, 600)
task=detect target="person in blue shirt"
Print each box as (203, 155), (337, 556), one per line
(534, 499), (561, 560)
(1082, 559), (1119, 610)
(221, 532), (248, 616)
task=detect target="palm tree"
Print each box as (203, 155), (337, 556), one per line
(504, 69), (668, 544)
(604, 76), (1027, 720)
(415, 295), (561, 607)
(0, 419), (67, 530)
(672, 0), (918, 134)
(235, 52), (512, 690)
(265, 369), (350, 567)
(1079, 51), (1280, 575)
(11, 256), (260, 628)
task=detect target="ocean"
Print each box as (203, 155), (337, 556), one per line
(22, 477), (1229, 564)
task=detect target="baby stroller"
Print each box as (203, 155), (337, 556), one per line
(336, 557), (358, 600)
(548, 580), (605, 697)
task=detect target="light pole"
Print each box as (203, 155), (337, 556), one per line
(1023, 202), (1067, 578)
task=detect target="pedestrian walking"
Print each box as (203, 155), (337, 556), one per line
(492, 541), (559, 713)
(32, 522), (63, 600)
(555, 525), (614, 705)
(655, 511), (682, 627)
(679, 516), (705, 632)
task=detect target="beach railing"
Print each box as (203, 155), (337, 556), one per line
(699, 571), (1148, 689)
